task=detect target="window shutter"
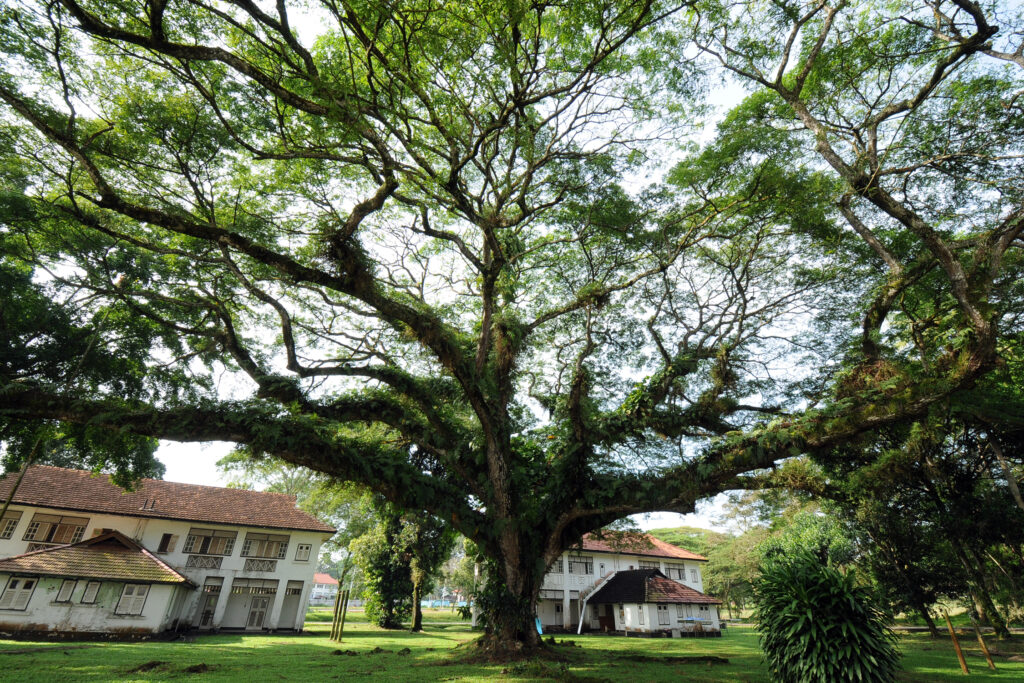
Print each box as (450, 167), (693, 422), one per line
(167, 535), (178, 552)
(0, 581), (18, 609)
(13, 580), (34, 609)
(82, 581), (100, 603)
(57, 580), (76, 602)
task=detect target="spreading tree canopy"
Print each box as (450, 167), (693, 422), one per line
(0, 0), (1021, 648)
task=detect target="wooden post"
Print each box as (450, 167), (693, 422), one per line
(944, 610), (970, 675)
(337, 589), (350, 642)
(970, 616), (996, 671)
(329, 589), (343, 641)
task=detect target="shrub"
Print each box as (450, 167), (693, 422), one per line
(753, 549), (899, 682)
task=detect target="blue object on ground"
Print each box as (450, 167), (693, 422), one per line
(535, 617), (543, 635)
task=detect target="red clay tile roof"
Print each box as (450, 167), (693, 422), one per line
(0, 531), (193, 585)
(588, 569), (721, 605)
(581, 533), (707, 562)
(0, 466), (335, 533)
(313, 573), (339, 585)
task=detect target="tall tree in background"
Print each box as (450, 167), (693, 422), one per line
(0, 0), (1020, 650)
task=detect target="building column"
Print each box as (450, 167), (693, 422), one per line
(562, 557), (571, 629)
(210, 580), (231, 630)
(296, 582), (313, 632)
(266, 582), (287, 631)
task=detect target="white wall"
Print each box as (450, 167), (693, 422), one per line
(0, 575), (179, 634)
(0, 504), (329, 631)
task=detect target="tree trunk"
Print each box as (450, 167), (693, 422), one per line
(915, 602), (941, 638)
(411, 569), (423, 632)
(472, 539), (545, 656)
(951, 540), (1011, 638)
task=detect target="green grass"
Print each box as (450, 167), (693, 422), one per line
(1, 610), (1022, 681)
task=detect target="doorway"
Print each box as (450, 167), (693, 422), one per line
(247, 596), (270, 630)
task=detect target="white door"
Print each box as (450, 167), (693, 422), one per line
(247, 596), (270, 630)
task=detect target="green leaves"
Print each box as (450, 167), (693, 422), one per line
(753, 548), (900, 683)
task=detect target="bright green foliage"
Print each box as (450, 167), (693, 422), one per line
(754, 549), (899, 683)
(351, 506), (415, 629)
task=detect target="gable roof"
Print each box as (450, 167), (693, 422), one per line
(581, 533), (707, 562)
(0, 531), (193, 586)
(313, 573), (339, 585)
(587, 569), (721, 605)
(0, 466), (335, 533)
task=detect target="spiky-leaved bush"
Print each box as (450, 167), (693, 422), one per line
(753, 549), (899, 682)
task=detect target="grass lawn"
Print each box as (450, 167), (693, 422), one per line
(1, 610), (1023, 681)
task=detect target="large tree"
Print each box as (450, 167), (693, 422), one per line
(0, 0), (1020, 650)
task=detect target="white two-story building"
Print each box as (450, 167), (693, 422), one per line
(0, 466), (334, 636)
(539, 533), (722, 636)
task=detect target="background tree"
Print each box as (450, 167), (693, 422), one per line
(0, 0), (1020, 651)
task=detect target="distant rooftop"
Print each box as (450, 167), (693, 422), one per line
(581, 533), (707, 562)
(313, 573), (339, 585)
(0, 465), (335, 533)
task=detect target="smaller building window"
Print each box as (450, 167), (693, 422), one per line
(0, 577), (37, 610)
(567, 555), (592, 575)
(285, 580), (303, 596)
(637, 605), (645, 625)
(294, 544), (312, 562)
(157, 533), (178, 553)
(676, 604), (684, 619)
(657, 604), (670, 625)
(115, 584), (149, 615)
(665, 563), (686, 580)
(546, 559), (563, 574)
(554, 604), (562, 613)
(81, 581), (101, 604)
(689, 569), (699, 583)
(56, 579), (77, 603)
(0, 510), (23, 539)
(638, 560), (659, 569)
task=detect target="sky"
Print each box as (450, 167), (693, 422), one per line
(155, 441), (731, 533)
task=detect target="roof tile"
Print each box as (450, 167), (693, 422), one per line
(588, 569), (721, 605)
(0, 466), (334, 533)
(0, 531), (193, 585)
(581, 533), (707, 562)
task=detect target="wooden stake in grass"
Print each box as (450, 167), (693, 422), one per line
(337, 589), (350, 642)
(330, 590), (343, 641)
(944, 610), (969, 675)
(969, 615), (996, 671)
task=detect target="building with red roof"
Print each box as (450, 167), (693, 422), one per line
(0, 466), (334, 636)
(538, 532), (722, 635)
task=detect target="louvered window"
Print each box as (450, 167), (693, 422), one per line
(22, 514), (87, 545)
(182, 528), (236, 555)
(567, 556), (592, 575)
(56, 580), (77, 603)
(0, 510), (22, 539)
(638, 560), (659, 569)
(665, 564), (686, 580)
(241, 533), (289, 559)
(0, 577), (37, 610)
(115, 584), (149, 615)
(81, 581), (101, 604)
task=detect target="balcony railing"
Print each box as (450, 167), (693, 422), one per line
(186, 555), (223, 569)
(244, 558), (277, 572)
